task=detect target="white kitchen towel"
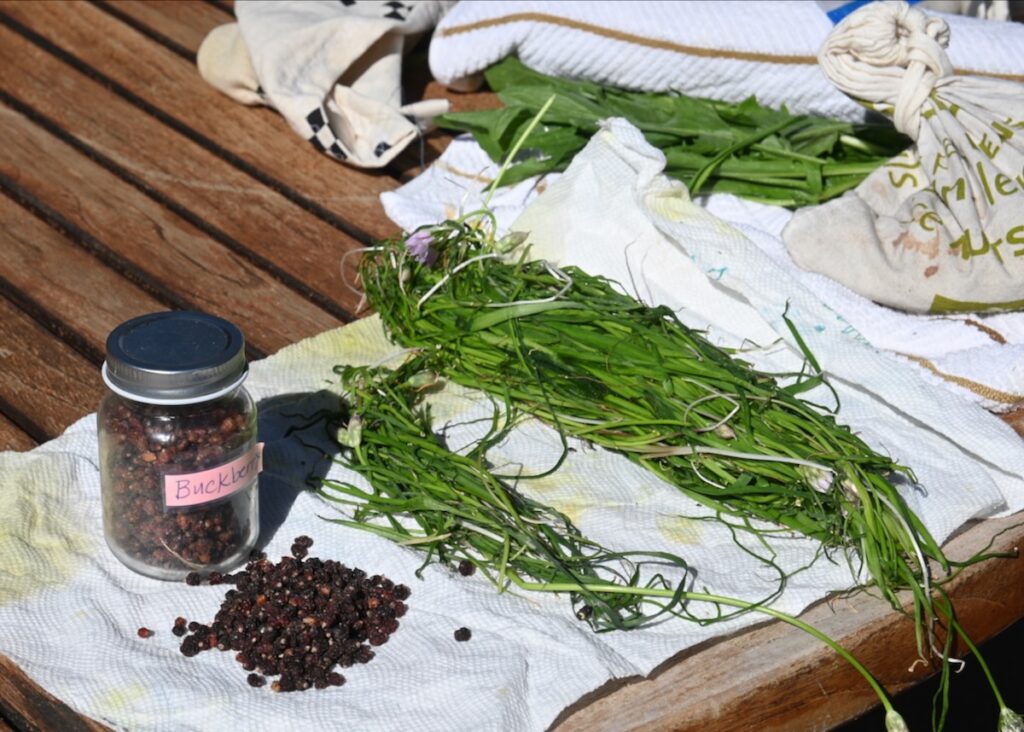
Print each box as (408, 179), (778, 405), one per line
(428, 0), (1024, 123)
(3, 124), (1024, 731)
(198, 0), (455, 168)
(382, 129), (1024, 411)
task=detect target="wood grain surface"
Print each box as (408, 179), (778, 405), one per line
(0, 191), (168, 361)
(0, 2), (1021, 731)
(0, 413), (35, 454)
(0, 22), (367, 320)
(0, 0), (398, 242)
(0, 657), (107, 732)
(99, 0), (231, 58)
(0, 103), (343, 357)
(0, 296), (103, 441)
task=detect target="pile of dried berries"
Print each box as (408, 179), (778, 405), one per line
(100, 394), (256, 571)
(175, 536), (409, 692)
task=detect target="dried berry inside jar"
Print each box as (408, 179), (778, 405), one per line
(98, 311), (260, 580)
(99, 389), (258, 577)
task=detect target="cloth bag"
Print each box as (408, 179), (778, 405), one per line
(198, 0), (455, 168)
(784, 1), (1024, 313)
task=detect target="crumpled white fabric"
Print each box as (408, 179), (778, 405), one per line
(428, 0), (1024, 123)
(3, 122), (1024, 732)
(198, 0), (455, 168)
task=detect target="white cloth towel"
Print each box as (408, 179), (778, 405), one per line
(198, 0), (455, 168)
(428, 0), (1024, 122)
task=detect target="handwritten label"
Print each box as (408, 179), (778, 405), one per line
(163, 443), (263, 509)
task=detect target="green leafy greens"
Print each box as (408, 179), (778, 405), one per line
(436, 57), (910, 207)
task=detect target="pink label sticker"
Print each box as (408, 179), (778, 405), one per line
(163, 443), (263, 509)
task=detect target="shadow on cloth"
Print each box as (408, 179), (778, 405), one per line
(255, 390), (343, 549)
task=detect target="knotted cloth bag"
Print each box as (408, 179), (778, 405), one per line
(783, 1), (1024, 313)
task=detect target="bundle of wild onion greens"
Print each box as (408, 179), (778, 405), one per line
(435, 58), (910, 207)
(320, 359), (914, 727)
(353, 217), (1023, 730)
(320, 361), (698, 632)
(360, 219), (939, 615)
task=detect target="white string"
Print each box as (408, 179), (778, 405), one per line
(339, 246), (386, 297)
(819, 2), (952, 136)
(624, 444), (835, 474)
(483, 261), (574, 308)
(416, 253), (505, 309)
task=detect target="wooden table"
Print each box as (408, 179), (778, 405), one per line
(1, 2), (1021, 730)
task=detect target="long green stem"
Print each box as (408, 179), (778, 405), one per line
(484, 94), (557, 207)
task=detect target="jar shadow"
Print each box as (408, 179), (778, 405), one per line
(255, 390), (343, 550)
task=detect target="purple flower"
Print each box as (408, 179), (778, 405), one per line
(405, 230), (437, 266)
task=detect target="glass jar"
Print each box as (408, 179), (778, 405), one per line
(98, 311), (260, 580)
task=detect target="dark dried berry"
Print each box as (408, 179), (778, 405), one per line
(457, 560), (475, 576)
(176, 536), (405, 692)
(185, 572), (202, 586)
(208, 571), (224, 585)
(137, 627), (153, 639)
(179, 637), (200, 657)
(172, 625), (186, 637)
(247, 673), (266, 688)
(454, 627), (472, 642)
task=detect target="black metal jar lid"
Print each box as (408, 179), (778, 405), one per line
(101, 311), (248, 404)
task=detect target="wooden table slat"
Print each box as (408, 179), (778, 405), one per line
(0, 657), (106, 732)
(0, 191), (169, 361)
(0, 1), (400, 243)
(0, 296), (104, 441)
(0, 23), (367, 320)
(0, 103), (344, 358)
(95, 0), (228, 62)
(206, 0), (234, 14)
(0, 411), (36, 453)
